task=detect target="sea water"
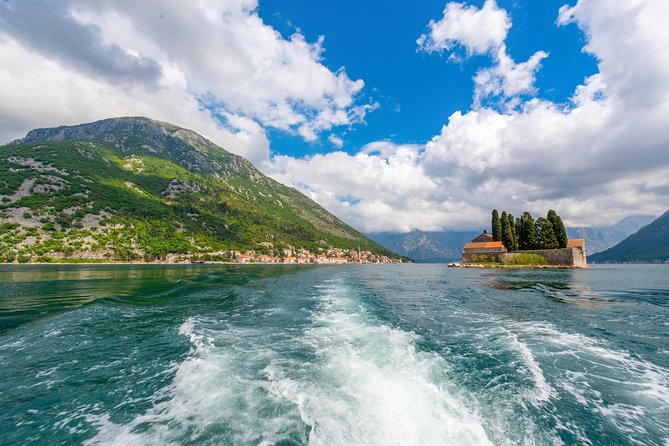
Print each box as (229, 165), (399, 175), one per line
(0, 264), (667, 445)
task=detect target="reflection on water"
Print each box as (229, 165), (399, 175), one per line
(477, 270), (641, 308)
(0, 264), (313, 333)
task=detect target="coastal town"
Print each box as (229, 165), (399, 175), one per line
(165, 246), (406, 265)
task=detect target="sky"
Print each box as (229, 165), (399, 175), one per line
(1, 0), (668, 233)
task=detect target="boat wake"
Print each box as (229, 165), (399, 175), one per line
(85, 280), (493, 445)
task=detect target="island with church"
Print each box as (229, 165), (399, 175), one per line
(452, 209), (587, 268)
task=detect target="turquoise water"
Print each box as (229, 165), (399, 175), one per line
(0, 264), (668, 445)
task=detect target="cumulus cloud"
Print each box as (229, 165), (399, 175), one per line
(0, 0), (369, 164)
(473, 45), (548, 109)
(418, 0), (547, 109)
(268, 142), (485, 233)
(417, 0), (510, 56)
(270, 0), (669, 231)
(0, 1), (162, 86)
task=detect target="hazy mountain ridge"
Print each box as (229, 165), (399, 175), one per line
(369, 230), (479, 263)
(0, 117), (398, 262)
(589, 211), (669, 263)
(566, 215), (656, 255)
(370, 215), (655, 263)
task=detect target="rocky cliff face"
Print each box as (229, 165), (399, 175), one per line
(13, 117), (254, 176)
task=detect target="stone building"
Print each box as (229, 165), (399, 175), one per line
(461, 233), (507, 263)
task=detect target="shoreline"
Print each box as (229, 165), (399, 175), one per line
(448, 262), (588, 269)
(0, 260), (407, 266)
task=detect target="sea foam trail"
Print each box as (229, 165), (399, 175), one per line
(514, 321), (669, 443)
(266, 281), (493, 445)
(85, 280), (493, 446)
(85, 316), (308, 446)
(505, 331), (555, 406)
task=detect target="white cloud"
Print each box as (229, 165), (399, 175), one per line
(0, 0), (369, 164)
(418, 1), (547, 108)
(272, 0), (669, 232)
(473, 45), (548, 108)
(328, 134), (344, 148)
(268, 143), (472, 233)
(417, 0), (511, 56)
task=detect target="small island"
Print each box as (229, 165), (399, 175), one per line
(452, 209), (587, 268)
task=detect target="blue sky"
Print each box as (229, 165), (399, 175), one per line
(1, 0), (668, 232)
(259, 0), (598, 157)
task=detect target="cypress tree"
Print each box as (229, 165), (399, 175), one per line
(515, 217), (522, 249)
(520, 212), (537, 250)
(547, 210), (568, 248)
(508, 213), (517, 251)
(536, 217), (559, 249)
(492, 210), (502, 242)
(501, 211), (514, 250)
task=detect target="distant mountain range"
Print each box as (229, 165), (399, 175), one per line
(368, 230), (479, 264)
(566, 215), (656, 255)
(369, 215), (656, 263)
(0, 117), (398, 262)
(589, 211), (669, 263)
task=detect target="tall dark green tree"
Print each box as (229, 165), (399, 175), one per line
(515, 217), (522, 249)
(520, 212), (538, 250)
(508, 213), (517, 251)
(492, 209), (502, 242)
(547, 210), (568, 248)
(501, 211), (514, 250)
(535, 217), (559, 249)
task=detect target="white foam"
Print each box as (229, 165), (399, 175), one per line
(505, 331), (555, 406)
(88, 308), (322, 446)
(265, 281), (493, 445)
(519, 322), (669, 406)
(85, 282), (495, 446)
(513, 321), (669, 441)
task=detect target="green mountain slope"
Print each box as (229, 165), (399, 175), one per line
(566, 215), (656, 254)
(0, 117), (400, 263)
(589, 211), (669, 263)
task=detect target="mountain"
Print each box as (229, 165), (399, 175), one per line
(369, 214), (655, 263)
(589, 211), (669, 263)
(566, 215), (656, 255)
(368, 230), (479, 263)
(0, 117), (399, 263)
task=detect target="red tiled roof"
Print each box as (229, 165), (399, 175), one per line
(567, 239), (585, 248)
(463, 241), (505, 249)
